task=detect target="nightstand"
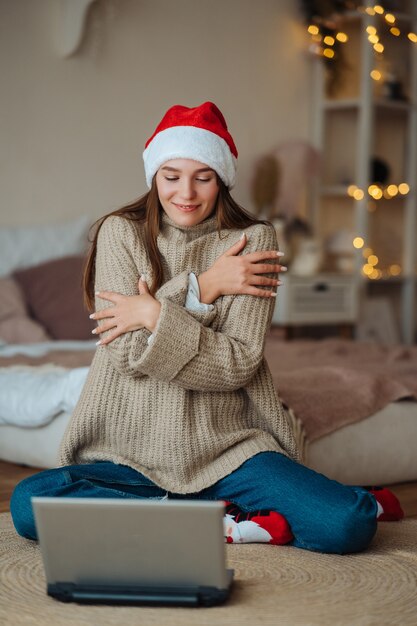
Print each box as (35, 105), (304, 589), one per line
(272, 273), (358, 338)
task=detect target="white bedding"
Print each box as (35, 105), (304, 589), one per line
(0, 340), (94, 428)
(0, 365), (88, 427)
(0, 339), (96, 357)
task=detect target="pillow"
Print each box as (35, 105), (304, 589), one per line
(14, 256), (95, 340)
(0, 214), (91, 277)
(0, 277), (51, 344)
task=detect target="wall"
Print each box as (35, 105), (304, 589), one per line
(0, 0), (311, 227)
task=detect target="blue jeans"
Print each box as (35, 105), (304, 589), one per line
(10, 452), (377, 554)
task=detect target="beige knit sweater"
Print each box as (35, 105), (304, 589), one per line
(59, 212), (299, 493)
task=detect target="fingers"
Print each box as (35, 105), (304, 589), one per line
(92, 320), (120, 345)
(95, 330), (121, 346)
(245, 287), (278, 298)
(250, 262), (285, 274)
(251, 276), (282, 288)
(138, 274), (150, 293)
(223, 232), (248, 257)
(91, 321), (117, 336)
(95, 290), (121, 303)
(245, 250), (285, 263)
(89, 307), (115, 321)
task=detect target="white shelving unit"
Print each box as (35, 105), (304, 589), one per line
(310, 2), (417, 344)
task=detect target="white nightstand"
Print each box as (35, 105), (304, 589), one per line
(272, 273), (358, 336)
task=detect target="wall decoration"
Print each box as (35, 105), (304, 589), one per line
(54, 0), (98, 57)
(251, 155), (280, 220)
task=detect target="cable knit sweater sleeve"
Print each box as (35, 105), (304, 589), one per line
(94, 216), (217, 377)
(129, 223), (279, 391)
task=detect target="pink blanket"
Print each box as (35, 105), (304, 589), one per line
(3, 338), (417, 444)
(264, 334), (417, 441)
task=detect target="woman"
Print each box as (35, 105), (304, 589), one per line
(11, 102), (378, 553)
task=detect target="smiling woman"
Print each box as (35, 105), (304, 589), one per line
(156, 160), (220, 227)
(10, 102), (379, 555)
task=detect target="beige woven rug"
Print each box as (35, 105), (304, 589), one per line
(1, 513), (416, 626)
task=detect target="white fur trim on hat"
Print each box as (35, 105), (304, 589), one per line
(142, 125), (237, 189)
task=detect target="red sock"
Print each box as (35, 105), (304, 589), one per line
(364, 486), (404, 521)
(223, 501), (293, 545)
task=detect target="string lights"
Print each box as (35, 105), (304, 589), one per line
(347, 182), (410, 200)
(304, 3), (414, 280)
(347, 183), (410, 279)
(307, 4), (417, 60)
(352, 235), (402, 279)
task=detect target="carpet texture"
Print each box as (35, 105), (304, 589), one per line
(1, 512), (416, 626)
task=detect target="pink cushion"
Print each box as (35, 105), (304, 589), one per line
(0, 277), (51, 343)
(14, 256), (95, 340)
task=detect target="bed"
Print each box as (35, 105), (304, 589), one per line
(1, 216), (417, 486)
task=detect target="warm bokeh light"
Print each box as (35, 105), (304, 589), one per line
(373, 5), (384, 14)
(308, 25), (319, 35)
(366, 26), (377, 35)
(353, 237), (365, 249)
(389, 264), (402, 276)
(336, 32), (348, 43)
(373, 43), (384, 53)
(368, 34), (379, 44)
(387, 184), (398, 196)
(370, 69), (382, 80)
(323, 35), (335, 46)
(363, 264), (374, 275)
(362, 247), (373, 258)
(347, 184), (357, 196)
(353, 188), (364, 200)
(399, 183), (410, 194)
(408, 32), (417, 43)
(385, 13), (396, 24)
(368, 184), (382, 199)
(368, 254), (379, 266)
(390, 27), (400, 36)
(323, 48), (335, 58)
(365, 7), (376, 15)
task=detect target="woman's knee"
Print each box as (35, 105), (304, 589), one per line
(319, 490), (378, 554)
(10, 468), (68, 540)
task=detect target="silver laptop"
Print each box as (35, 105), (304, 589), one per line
(32, 497), (234, 607)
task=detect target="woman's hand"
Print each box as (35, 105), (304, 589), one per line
(90, 276), (161, 346)
(197, 232), (286, 304)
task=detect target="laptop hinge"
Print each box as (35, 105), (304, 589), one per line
(48, 582), (229, 607)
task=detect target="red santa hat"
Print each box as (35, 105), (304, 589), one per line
(143, 101), (238, 189)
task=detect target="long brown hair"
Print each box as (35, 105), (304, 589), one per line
(83, 175), (270, 312)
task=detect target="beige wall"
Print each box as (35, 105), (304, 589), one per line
(0, 0), (311, 227)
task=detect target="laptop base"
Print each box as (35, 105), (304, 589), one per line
(48, 582), (231, 607)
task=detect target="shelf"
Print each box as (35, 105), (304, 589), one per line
(324, 99), (359, 110)
(364, 276), (417, 284)
(324, 98), (415, 111)
(388, 12), (416, 23)
(282, 275), (417, 285)
(311, 3), (417, 343)
(336, 9), (415, 23)
(319, 185), (411, 198)
(375, 99), (414, 111)
(319, 185), (349, 197)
